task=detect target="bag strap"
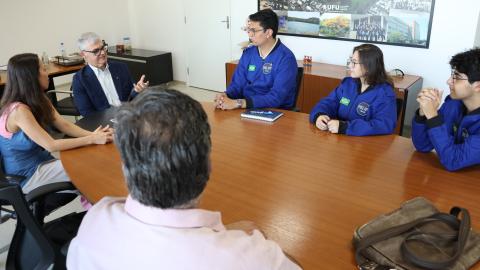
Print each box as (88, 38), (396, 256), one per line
(401, 207), (471, 270)
(354, 215), (435, 266)
(354, 207), (470, 270)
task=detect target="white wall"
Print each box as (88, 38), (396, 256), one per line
(230, 1), (258, 59)
(127, 0), (186, 82)
(0, 0), (131, 84)
(127, 0), (256, 82)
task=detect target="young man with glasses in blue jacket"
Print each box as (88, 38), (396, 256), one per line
(412, 48), (480, 171)
(215, 9), (298, 110)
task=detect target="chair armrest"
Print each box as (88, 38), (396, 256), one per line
(1, 174), (25, 185)
(46, 90), (74, 95)
(25, 182), (77, 203)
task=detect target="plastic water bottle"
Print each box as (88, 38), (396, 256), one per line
(41, 52), (49, 65)
(123, 37), (132, 52)
(60, 42), (66, 58)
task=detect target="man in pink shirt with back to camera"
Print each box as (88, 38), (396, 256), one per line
(66, 88), (302, 270)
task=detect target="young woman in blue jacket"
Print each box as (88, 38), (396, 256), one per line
(309, 44), (397, 136)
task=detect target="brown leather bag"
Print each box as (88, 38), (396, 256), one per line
(353, 197), (480, 270)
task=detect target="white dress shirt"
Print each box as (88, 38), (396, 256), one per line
(89, 64), (122, 107)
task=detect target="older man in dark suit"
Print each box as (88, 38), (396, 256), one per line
(72, 32), (149, 116)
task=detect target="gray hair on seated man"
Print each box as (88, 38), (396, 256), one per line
(77, 32), (101, 51)
(113, 88), (211, 208)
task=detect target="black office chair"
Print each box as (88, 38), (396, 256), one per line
(291, 67), (304, 112)
(396, 98), (403, 120)
(395, 98), (405, 135)
(0, 153), (77, 219)
(0, 180), (85, 270)
(46, 85), (80, 119)
(0, 155), (24, 187)
(0, 156), (24, 223)
(0, 153), (80, 269)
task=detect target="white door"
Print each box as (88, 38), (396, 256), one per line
(185, 0), (231, 92)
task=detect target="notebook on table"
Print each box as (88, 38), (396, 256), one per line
(240, 109), (284, 122)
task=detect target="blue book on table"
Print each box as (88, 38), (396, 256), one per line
(240, 109), (284, 122)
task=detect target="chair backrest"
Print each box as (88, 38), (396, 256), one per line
(291, 66), (304, 111)
(396, 98), (403, 120)
(46, 85), (80, 117)
(0, 153), (5, 179)
(395, 98), (405, 135)
(0, 182), (56, 270)
(0, 151), (25, 185)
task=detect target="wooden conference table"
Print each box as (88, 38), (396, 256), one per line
(60, 103), (480, 270)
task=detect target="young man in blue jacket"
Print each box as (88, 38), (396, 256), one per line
(412, 48), (480, 171)
(214, 9), (298, 110)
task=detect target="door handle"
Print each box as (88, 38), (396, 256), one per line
(220, 16), (230, 29)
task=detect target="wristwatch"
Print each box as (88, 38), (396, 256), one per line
(235, 99), (243, 109)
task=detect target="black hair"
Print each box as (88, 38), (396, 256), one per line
(0, 53), (54, 127)
(249, 8), (279, 38)
(353, 44), (393, 86)
(114, 88), (211, 208)
(450, 48), (480, 84)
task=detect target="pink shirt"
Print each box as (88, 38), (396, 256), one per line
(67, 196), (301, 270)
(0, 102), (21, 139)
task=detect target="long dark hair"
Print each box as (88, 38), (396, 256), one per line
(354, 44), (393, 86)
(0, 53), (54, 127)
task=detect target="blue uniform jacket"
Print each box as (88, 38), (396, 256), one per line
(411, 96), (480, 171)
(226, 40), (298, 109)
(309, 77), (397, 136)
(72, 61), (137, 116)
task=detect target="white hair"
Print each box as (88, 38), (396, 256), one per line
(77, 32), (101, 50)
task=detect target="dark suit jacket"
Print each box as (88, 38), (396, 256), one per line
(72, 61), (137, 116)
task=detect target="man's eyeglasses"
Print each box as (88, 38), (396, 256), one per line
(347, 57), (362, 67)
(241, 26), (265, 35)
(451, 70), (468, 82)
(83, 43), (108, 56)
